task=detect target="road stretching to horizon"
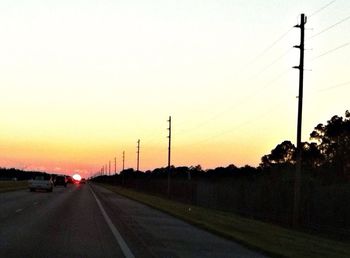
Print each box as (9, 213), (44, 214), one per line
(0, 183), (266, 258)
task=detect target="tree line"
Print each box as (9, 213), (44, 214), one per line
(260, 110), (350, 180)
(3, 110), (348, 182)
(100, 110), (349, 182)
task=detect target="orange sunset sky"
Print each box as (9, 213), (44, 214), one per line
(1, 0), (349, 178)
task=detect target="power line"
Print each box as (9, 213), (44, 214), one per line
(309, 14), (350, 39)
(100, 21), (312, 175)
(177, 24), (296, 133)
(175, 24), (296, 132)
(141, 128), (171, 147)
(254, 47), (293, 77)
(312, 41), (350, 60)
(184, 98), (293, 148)
(309, 0), (337, 17)
(176, 68), (292, 137)
(249, 27), (294, 65)
(181, 75), (297, 147)
(314, 80), (350, 93)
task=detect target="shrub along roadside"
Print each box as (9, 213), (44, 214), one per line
(98, 183), (350, 258)
(0, 181), (28, 193)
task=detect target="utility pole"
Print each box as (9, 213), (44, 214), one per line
(293, 13), (307, 227)
(122, 151), (125, 171)
(136, 139), (140, 172)
(167, 116), (172, 197)
(122, 151), (125, 185)
(109, 160), (111, 176)
(114, 157), (117, 174)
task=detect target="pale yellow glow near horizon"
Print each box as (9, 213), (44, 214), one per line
(0, 0), (349, 178)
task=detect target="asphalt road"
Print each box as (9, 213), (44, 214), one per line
(0, 183), (267, 258)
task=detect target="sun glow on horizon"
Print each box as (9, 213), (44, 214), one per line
(73, 174), (81, 181)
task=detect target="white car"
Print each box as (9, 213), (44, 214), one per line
(29, 175), (54, 192)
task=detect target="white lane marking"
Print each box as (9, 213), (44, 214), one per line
(15, 209), (23, 213)
(89, 186), (135, 258)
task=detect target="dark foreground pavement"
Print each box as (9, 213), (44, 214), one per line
(0, 182), (267, 258)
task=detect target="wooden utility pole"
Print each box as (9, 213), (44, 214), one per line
(109, 160), (111, 176)
(114, 157), (117, 174)
(122, 151), (125, 171)
(122, 151), (125, 185)
(167, 116), (172, 197)
(293, 13), (307, 227)
(137, 139), (140, 172)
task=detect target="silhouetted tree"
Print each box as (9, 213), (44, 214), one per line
(310, 110), (350, 177)
(260, 140), (296, 168)
(301, 142), (324, 169)
(188, 165), (203, 178)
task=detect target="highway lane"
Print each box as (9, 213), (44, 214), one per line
(0, 183), (267, 258)
(0, 183), (124, 258)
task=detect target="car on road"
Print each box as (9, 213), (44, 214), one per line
(54, 175), (67, 187)
(28, 174), (54, 192)
(80, 178), (86, 184)
(66, 176), (74, 184)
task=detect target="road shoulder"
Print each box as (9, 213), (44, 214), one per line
(95, 183), (350, 258)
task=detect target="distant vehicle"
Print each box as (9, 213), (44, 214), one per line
(54, 175), (67, 187)
(66, 176), (74, 184)
(28, 174), (54, 192)
(80, 178), (86, 184)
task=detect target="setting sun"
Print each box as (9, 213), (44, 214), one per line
(73, 174), (81, 181)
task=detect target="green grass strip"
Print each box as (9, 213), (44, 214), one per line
(0, 181), (28, 193)
(98, 183), (350, 258)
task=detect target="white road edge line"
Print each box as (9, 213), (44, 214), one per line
(15, 209), (23, 213)
(89, 185), (135, 258)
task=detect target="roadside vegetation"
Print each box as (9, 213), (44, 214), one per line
(0, 180), (28, 192)
(99, 183), (350, 258)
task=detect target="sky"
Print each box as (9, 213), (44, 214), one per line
(0, 0), (349, 178)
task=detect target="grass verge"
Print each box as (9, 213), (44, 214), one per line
(0, 181), (28, 193)
(98, 183), (350, 258)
